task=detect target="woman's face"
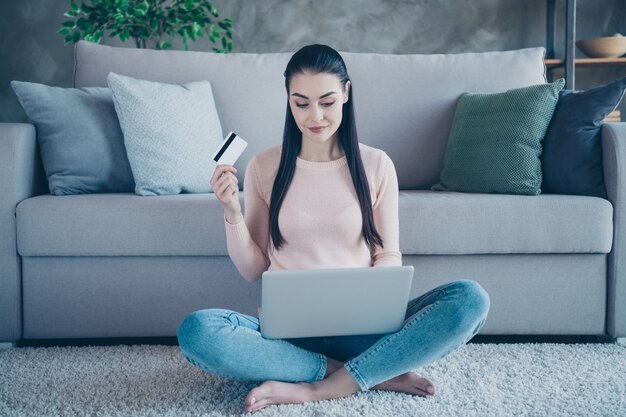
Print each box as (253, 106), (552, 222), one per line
(288, 71), (350, 147)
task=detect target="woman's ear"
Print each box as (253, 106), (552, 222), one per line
(344, 80), (351, 103)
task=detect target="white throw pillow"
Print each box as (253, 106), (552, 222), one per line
(107, 72), (223, 196)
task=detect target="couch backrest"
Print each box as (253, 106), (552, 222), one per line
(73, 41), (546, 189)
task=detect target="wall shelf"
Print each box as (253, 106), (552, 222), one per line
(546, 0), (626, 89)
(545, 57), (626, 69)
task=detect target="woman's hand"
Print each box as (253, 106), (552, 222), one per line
(211, 164), (242, 221)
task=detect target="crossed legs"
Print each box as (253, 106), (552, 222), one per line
(177, 279), (490, 414)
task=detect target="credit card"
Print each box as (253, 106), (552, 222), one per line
(212, 131), (248, 166)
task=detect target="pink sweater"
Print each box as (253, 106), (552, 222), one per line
(224, 143), (402, 282)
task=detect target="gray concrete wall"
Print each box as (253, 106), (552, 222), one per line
(2, 0), (626, 123)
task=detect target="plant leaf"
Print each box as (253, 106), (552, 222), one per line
(76, 17), (87, 28)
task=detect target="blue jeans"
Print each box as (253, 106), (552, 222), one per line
(177, 278), (490, 391)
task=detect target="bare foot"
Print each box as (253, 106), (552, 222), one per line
(327, 356), (435, 397)
(373, 372), (436, 397)
(244, 380), (313, 413)
(243, 358), (436, 413)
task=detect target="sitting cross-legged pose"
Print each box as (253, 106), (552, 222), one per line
(177, 43), (490, 414)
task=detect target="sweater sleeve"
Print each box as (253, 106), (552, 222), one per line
(223, 156), (271, 282)
(371, 153), (402, 267)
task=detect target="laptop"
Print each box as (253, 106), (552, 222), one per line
(259, 265), (414, 339)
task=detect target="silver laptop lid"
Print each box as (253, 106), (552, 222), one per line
(260, 265), (414, 339)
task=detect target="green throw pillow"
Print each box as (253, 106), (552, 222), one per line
(432, 79), (565, 195)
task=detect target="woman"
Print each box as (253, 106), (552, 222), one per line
(177, 44), (490, 414)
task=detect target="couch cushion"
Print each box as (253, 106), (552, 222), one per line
(16, 192), (612, 256)
(400, 191), (612, 254)
(73, 41), (547, 190)
(17, 194), (226, 257)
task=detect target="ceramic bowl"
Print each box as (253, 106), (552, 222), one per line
(576, 35), (626, 58)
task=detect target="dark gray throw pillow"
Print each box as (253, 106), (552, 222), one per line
(541, 76), (626, 199)
(10, 80), (135, 195)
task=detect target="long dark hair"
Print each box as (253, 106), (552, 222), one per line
(268, 44), (384, 256)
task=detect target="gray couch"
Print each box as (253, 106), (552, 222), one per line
(2, 41), (625, 345)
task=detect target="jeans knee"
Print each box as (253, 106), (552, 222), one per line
(177, 308), (229, 351)
(452, 279), (491, 322)
(177, 308), (237, 370)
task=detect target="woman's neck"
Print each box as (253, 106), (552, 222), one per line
(298, 135), (345, 162)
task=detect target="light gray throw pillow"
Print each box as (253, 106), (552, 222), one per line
(106, 72), (223, 196)
(10, 80), (135, 195)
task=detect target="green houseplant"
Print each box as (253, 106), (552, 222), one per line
(58, 0), (233, 52)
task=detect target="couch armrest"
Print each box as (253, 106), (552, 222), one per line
(602, 122), (626, 338)
(0, 123), (48, 342)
